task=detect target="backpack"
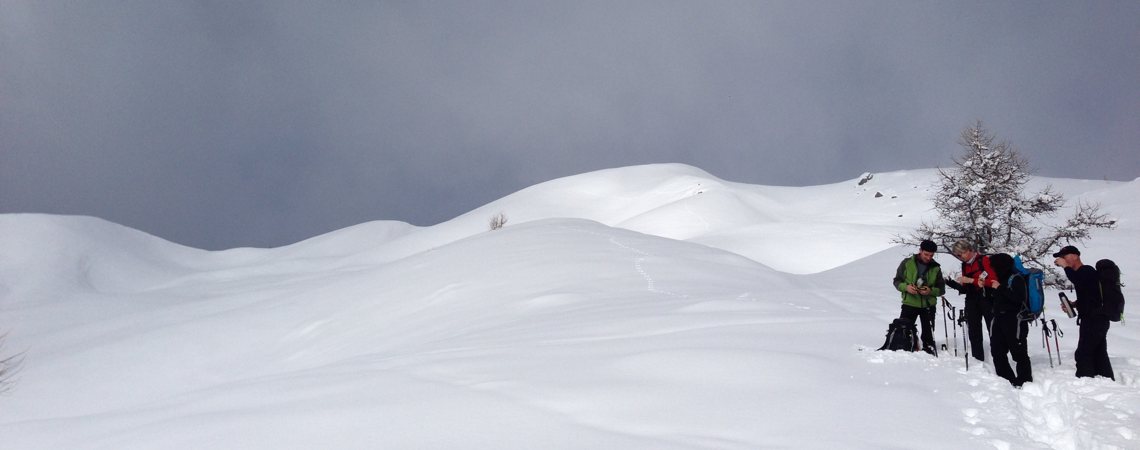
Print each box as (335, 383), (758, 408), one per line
(877, 318), (919, 352)
(1096, 259), (1125, 322)
(1010, 255), (1045, 320)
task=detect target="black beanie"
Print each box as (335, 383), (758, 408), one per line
(920, 240), (938, 253)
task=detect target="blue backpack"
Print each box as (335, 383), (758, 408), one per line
(1011, 255), (1045, 320)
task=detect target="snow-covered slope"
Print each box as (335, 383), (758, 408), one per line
(436, 164), (942, 274)
(1, 164), (1137, 449)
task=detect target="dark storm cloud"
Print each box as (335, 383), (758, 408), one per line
(2, 1), (1138, 249)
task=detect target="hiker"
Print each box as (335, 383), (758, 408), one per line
(986, 253), (1033, 387)
(892, 240), (945, 354)
(945, 240), (996, 362)
(1055, 245), (1114, 380)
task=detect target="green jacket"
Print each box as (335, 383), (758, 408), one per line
(893, 255), (945, 308)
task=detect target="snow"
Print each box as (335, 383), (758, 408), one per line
(1, 163), (1137, 449)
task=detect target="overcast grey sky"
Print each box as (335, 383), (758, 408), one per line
(2, 1), (1138, 250)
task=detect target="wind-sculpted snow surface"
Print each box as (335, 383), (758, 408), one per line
(0, 164), (1137, 449)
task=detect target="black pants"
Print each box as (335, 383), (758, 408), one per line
(1075, 316), (1114, 380)
(900, 304), (937, 352)
(990, 313), (1032, 387)
(965, 296), (994, 361)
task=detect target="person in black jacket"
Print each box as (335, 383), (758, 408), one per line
(986, 253), (1032, 387)
(945, 240), (996, 362)
(1055, 246), (1114, 380)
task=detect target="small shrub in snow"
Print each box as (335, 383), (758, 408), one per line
(489, 212), (508, 231)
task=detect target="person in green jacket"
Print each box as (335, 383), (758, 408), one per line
(892, 240), (945, 354)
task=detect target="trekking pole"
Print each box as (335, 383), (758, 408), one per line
(952, 305), (960, 357)
(1041, 318), (1054, 368)
(944, 298), (959, 356)
(1050, 319), (1063, 365)
(962, 315), (969, 370)
(941, 296), (950, 353)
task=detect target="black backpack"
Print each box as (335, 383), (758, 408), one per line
(1096, 259), (1125, 322)
(878, 318), (919, 351)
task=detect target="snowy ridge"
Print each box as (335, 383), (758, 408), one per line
(1, 164), (1137, 449)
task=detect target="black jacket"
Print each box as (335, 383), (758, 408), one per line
(1065, 265), (1103, 318)
(992, 273), (1028, 316)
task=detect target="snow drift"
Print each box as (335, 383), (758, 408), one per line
(1, 164), (1137, 449)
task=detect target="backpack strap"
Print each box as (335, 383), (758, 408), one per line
(1097, 280), (1116, 321)
(1007, 273), (1026, 305)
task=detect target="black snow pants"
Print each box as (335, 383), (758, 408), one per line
(990, 313), (1032, 387)
(1074, 316), (1114, 380)
(900, 304), (937, 353)
(965, 295), (994, 361)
